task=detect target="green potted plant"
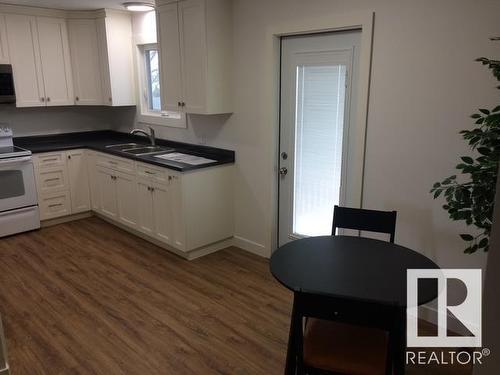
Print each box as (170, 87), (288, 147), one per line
(431, 42), (500, 253)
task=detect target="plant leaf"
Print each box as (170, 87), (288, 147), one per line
(460, 234), (474, 241)
(479, 109), (490, 115)
(461, 156), (474, 164)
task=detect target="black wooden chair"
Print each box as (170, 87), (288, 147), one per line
(301, 206), (398, 375)
(332, 205), (397, 242)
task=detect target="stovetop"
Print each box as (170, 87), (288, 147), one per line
(0, 145), (32, 159)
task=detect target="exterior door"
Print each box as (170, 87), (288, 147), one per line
(278, 31), (361, 246)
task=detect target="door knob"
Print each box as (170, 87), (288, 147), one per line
(279, 167), (288, 176)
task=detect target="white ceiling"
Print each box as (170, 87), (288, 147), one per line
(1, 0), (128, 11)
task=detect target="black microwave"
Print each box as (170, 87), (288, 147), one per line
(0, 64), (15, 104)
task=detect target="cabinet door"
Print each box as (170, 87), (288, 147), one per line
(36, 17), (74, 106)
(152, 182), (173, 245)
(137, 180), (155, 236)
(179, 0), (207, 113)
(96, 167), (117, 219)
(87, 152), (100, 211)
(116, 171), (138, 228)
(67, 19), (103, 105)
(5, 14), (45, 107)
(66, 150), (91, 214)
(170, 175), (185, 250)
(157, 3), (183, 111)
(0, 15), (10, 63)
(97, 13), (135, 106)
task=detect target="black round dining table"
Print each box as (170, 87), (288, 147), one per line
(270, 236), (440, 375)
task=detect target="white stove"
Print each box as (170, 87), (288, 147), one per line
(0, 126), (40, 237)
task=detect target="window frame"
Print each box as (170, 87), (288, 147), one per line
(136, 43), (186, 128)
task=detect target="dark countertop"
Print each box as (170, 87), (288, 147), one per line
(14, 130), (235, 172)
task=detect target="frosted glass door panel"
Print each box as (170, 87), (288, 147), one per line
(293, 64), (346, 237)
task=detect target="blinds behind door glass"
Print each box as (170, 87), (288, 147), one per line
(293, 64), (347, 237)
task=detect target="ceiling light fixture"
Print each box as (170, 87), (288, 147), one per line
(123, 2), (155, 12)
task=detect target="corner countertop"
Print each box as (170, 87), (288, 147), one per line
(14, 130), (235, 172)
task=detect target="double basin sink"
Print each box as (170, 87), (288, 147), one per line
(105, 143), (174, 156)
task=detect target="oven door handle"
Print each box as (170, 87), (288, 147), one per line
(0, 156), (32, 165)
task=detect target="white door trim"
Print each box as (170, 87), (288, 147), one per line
(267, 11), (375, 253)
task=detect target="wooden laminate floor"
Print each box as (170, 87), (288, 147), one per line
(0, 217), (472, 375)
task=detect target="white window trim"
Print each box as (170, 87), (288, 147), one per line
(136, 43), (187, 129)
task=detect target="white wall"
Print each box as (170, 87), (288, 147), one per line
(125, 0), (499, 272)
(1, 105), (125, 137)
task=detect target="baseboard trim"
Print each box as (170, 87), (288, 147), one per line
(233, 236), (269, 258)
(41, 211), (92, 227)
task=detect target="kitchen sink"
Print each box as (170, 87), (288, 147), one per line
(105, 143), (174, 156)
(105, 143), (143, 151)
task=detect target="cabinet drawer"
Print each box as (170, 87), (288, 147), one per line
(137, 162), (171, 185)
(36, 166), (68, 193)
(96, 154), (136, 175)
(39, 191), (71, 220)
(34, 152), (66, 168)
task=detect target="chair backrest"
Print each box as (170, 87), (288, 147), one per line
(332, 205), (397, 243)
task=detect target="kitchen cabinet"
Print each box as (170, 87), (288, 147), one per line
(137, 174), (178, 247)
(36, 149), (234, 259)
(0, 15), (9, 64)
(137, 180), (155, 236)
(34, 150), (91, 220)
(115, 170), (138, 227)
(96, 166), (118, 219)
(36, 17), (74, 106)
(96, 11), (136, 106)
(156, 0), (233, 114)
(66, 150), (91, 214)
(156, 3), (182, 112)
(67, 19), (103, 105)
(94, 158), (138, 228)
(5, 14), (74, 108)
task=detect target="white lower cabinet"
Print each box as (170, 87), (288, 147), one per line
(66, 150), (91, 214)
(115, 171), (138, 227)
(137, 180), (155, 236)
(35, 149), (234, 258)
(96, 166), (118, 219)
(34, 150), (90, 220)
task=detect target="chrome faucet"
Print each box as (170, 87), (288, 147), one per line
(130, 126), (155, 146)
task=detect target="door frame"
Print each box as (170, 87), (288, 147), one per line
(269, 12), (375, 251)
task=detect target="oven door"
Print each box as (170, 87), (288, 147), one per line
(0, 156), (37, 212)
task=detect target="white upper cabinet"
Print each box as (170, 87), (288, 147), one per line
(36, 17), (74, 106)
(0, 15), (10, 64)
(5, 14), (74, 107)
(5, 14), (45, 107)
(97, 11), (136, 106)
(156, 3), (182, 112)
(156, 0), (233, 114)
(67, 19), (103, 105)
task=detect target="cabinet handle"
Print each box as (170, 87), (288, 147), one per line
(68, 155), (71, 160)
(48, 203), (63, 208)
(109, 97), (112, 102)
(46, 97), (51, 102)
(168, 176), (172, 181)
(145, 171), (155, 175)
(40, 97), (45, 102)
(181, 102), (186, 107)
(178, 101), (181, 107)
(75, 96), (79, 101)
(42, 157), (58, 162)
(44, 178), (59, 182)
(151, 187), (155, 192)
